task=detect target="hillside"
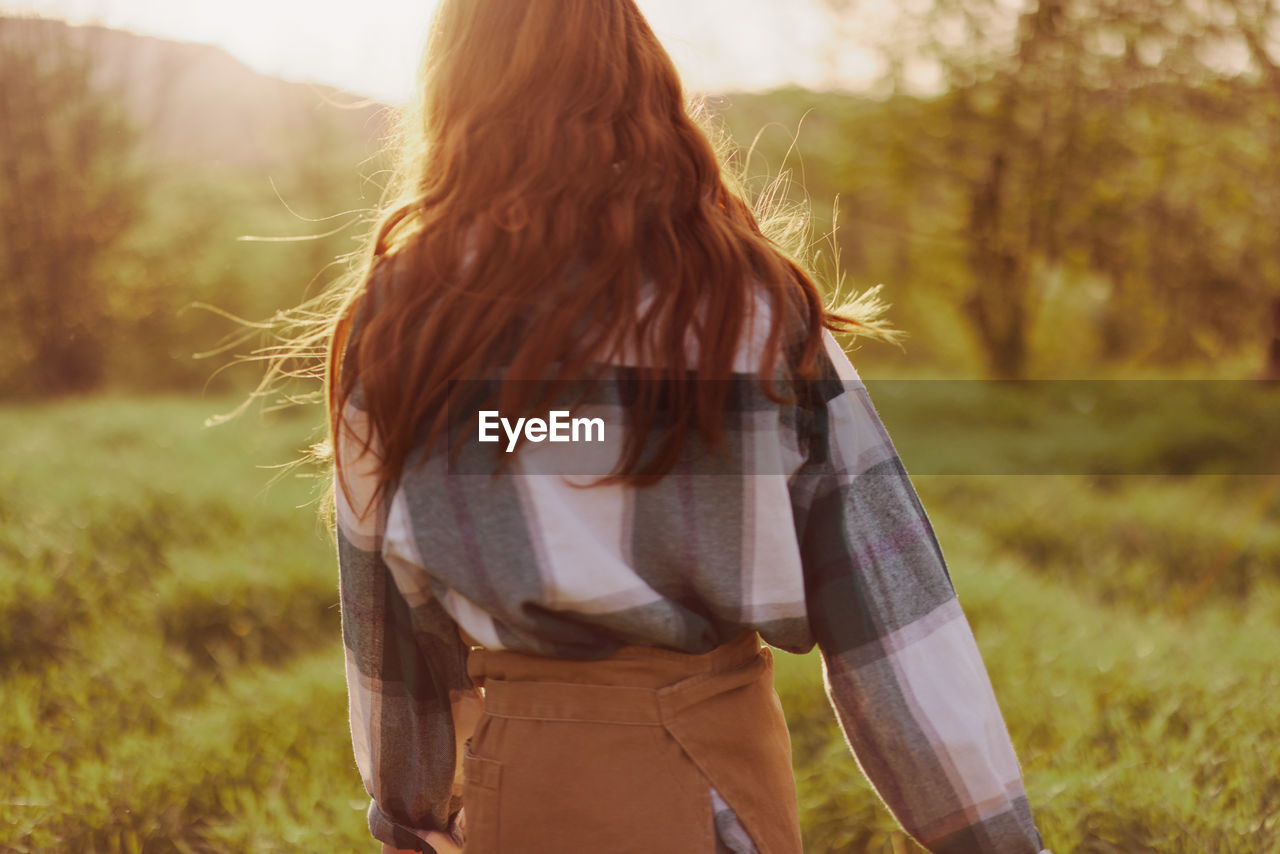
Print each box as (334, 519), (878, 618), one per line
(0, 15), (390, 169)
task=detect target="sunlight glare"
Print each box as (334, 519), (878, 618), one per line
(0, 0), (891, 101)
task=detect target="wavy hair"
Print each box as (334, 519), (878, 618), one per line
(318, 0), (898, 506)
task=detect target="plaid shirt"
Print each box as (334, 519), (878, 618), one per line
(335, 303), (1047, 853)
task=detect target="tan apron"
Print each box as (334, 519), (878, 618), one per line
(459, 629), (803, 854)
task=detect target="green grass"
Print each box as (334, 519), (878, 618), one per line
(0, 395), (351, 853)
(776, 516), (1280, 853)
(2, 395), (1276, 852)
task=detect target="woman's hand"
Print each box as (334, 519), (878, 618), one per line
(379, 837), (460, 854)
(428, 804), (466, 853)
(422, 831), (462, 854)
(378, 814), (465, 854)
(376, 806), (464, 854)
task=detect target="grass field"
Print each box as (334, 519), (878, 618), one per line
(2, 395), (1277, 853)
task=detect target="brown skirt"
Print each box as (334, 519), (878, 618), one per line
(460, 629), (803, 854)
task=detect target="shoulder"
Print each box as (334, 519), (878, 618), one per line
(816, 328), (862, 384)
(740, 281), (861, 387)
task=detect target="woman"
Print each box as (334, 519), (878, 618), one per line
(327, 1), (1048, 852)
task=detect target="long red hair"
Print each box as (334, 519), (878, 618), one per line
(328, 0), (893, 504)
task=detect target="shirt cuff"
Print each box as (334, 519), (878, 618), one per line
(367, 798), (454, 854)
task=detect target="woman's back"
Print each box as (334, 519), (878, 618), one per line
(361, 279), (811, 659)
(335, 270), (1046, 853)
(324, 2), (1047, 852)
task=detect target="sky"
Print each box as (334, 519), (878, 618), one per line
(0, 0), (898, 103)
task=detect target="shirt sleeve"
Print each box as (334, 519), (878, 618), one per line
(788, 329), (1048, 854)
(335, 400), (481, 853)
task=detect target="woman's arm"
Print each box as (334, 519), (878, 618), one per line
(789, 330), (1048, 853)
(336, 403), (477, 854)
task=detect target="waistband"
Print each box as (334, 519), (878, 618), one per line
(467, 630), (766, 726)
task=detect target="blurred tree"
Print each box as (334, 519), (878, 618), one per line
(811, 0), (1280, 377)
(919, 0), (1259, 376)
(0, 18), (143, 395)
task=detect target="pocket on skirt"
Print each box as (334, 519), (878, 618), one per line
(461, 747), (502, 853)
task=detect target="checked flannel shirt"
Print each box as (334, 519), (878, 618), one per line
(334, 289), (1048, 854)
